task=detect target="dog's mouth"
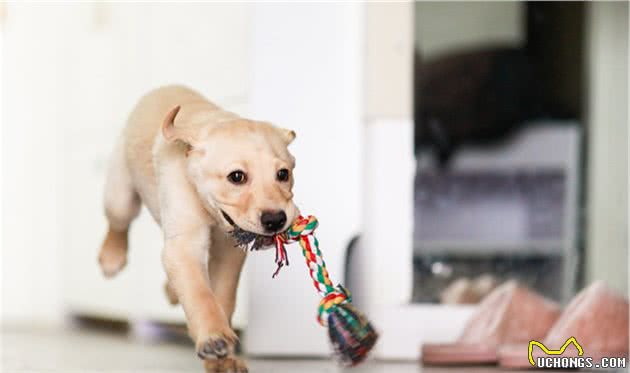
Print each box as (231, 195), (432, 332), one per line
(221, 210), (237, 227)
(220, 210), (275, 251)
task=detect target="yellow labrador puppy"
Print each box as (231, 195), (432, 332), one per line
(98, 85), (298, 372)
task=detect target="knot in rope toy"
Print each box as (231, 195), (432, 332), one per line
(272, 215), (378, 366)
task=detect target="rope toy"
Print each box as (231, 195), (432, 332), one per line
(271, 215), (378, 366)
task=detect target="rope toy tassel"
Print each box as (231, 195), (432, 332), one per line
(274, 215), (378, 366)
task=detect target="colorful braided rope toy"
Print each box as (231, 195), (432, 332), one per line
(271, 215), (379, 366)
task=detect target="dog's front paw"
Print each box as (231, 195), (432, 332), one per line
(196, 331), (238, 360)
(204, 356), (248, 373)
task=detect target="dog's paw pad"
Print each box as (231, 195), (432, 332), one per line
(197, 336), (230, 359)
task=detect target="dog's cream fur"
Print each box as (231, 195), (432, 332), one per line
(98, 85), (298, 372)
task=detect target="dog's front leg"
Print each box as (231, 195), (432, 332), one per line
(162, 228), (238, 359)
(156, 147), (237, 362)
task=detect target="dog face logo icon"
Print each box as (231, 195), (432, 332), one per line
(528, 337), (584, 366)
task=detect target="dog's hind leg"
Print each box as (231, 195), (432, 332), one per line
(98, 138), (141, 278)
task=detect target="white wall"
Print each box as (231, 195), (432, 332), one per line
(585, 2), (629, 295)
(1, 3), (253, 325)
(2, 4), (66, 323)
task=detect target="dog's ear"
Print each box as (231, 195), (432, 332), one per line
(277, 127), (296, 145)
(162, 105), (198, 145)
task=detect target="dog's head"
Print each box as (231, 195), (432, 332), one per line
(162, 105), (298, 237)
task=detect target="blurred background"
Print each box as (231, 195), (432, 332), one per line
(1, 1), (628, 371)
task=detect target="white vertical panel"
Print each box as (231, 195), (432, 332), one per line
(359, 120), (415, 309)
(359, 2), (415, 309)
(585, 2), (629, 295)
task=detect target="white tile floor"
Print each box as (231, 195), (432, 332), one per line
(1, 324), (595, 373)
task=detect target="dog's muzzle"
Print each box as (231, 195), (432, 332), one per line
(220, 209), (275, 251)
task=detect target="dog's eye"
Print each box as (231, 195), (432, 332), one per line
(276, 168), (290, 182)
(227, 170), (247, 185)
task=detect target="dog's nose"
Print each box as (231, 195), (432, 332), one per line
(261, 210), (287, 233)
